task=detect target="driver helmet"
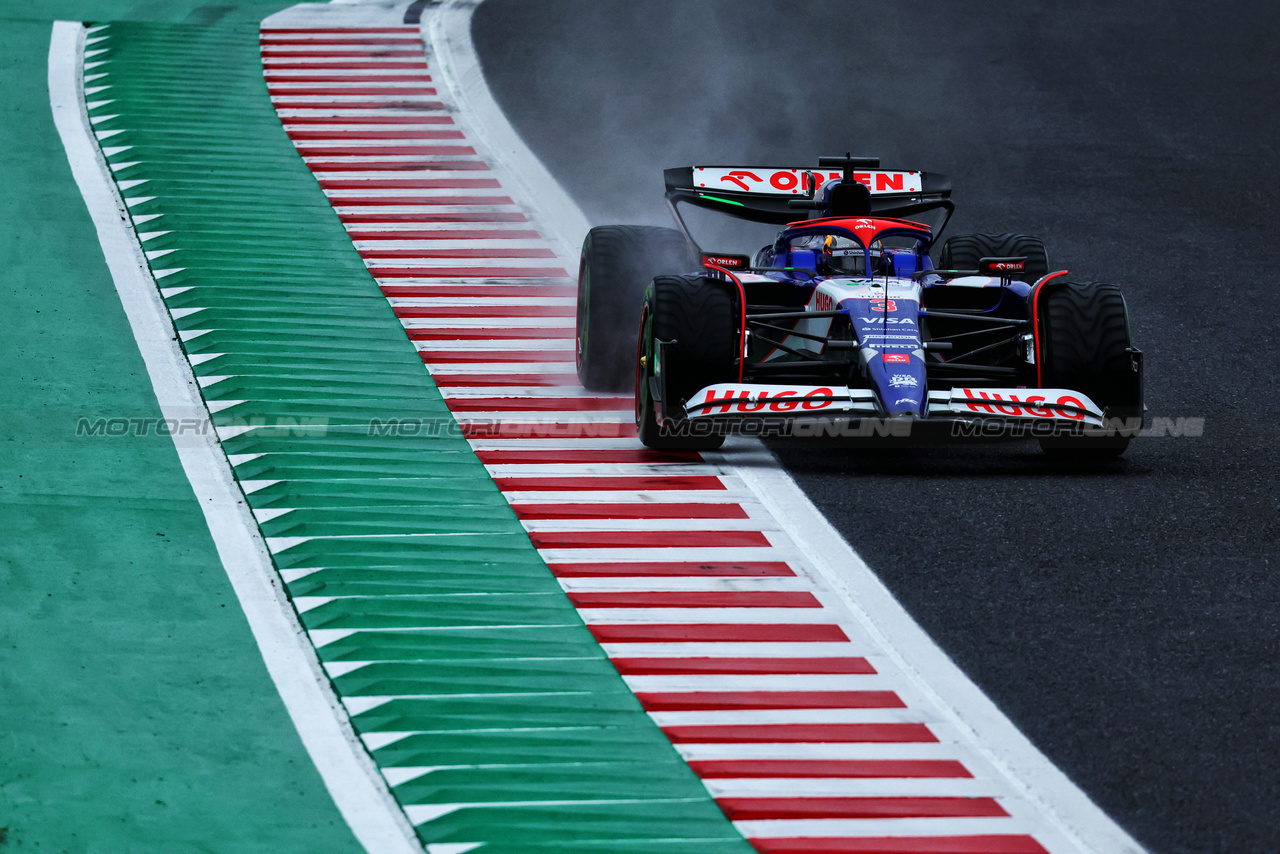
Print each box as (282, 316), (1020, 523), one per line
(820, 234), (864, 275)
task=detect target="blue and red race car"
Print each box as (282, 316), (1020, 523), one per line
(576, 155), (1143, 457)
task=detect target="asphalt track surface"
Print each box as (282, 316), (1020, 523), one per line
(472, 3), (1280, 852)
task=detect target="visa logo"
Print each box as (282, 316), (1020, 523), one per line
(859, 317), (916, 325)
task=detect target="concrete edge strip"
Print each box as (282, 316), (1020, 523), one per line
(424, 4), (1146, 853)
(47, 20), (424, 854)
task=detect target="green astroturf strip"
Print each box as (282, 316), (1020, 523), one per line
(88, 18), (752, 851)
(0, 7), (364, 854)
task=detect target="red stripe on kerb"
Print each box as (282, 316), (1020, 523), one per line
(421, 351), (573, 364)
(721, 797), (1007, 821)
(637, 691), (904, 712)
(355, 229), (538, 240)
(339, 196), (508, 207)
(549, 561), (793, 577)
(265, 62), (431, 70)
(568, 590), (812, 608)
(283, 109), (455, 118)
(343, 212), (527, 223)
(460, 422), (636, 439)
(689, 758), (968, 778)
(478, 449), (701, 464)
(379, 267), (569, 279)
(589, 624), (848, 643)
(270, 75), (433, 83)
(292, 118), (452, 127)
(401, 305), (570, 320)
(260, 27), (420, 34)
(322, 178), (502, 190)
(260, 44), (422, 50)
(515, 502), (742, 520)
(613, 657), (874, 675)
(262, 53), (425, 60)
(389, 284), (574, 297)
(749, 837), (1049, 854)
(535, 531), (771, 550)
(407, 326), (573, 342)
(495, 476), (722, 492)
(430, 374), (576, 388)
(290, 129), (460, 140)
(379, 249), (558, 262)
(310, 144), (477, 156)
(661, 722), (935, 743)
(396, 306), (568, 318)
(445, 396), (627, 412)
(311, 162), (488, 173)
(259, 37), (423, 45)
(268, 85), (437, 94)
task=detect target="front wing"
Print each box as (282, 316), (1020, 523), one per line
(684, 383), (1109, 428)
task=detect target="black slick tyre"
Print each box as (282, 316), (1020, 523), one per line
(939, 232), (1049, 283)
(636, 274), (738, 450)
(576, 225), (694, 391)
(1035, 281), (1142, 459)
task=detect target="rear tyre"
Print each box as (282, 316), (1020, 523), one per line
(636, 274), (738, 450)
(577, 225), (695, 391)
(939, 232), (1049, 283)
(1036, 281), (1142, 459)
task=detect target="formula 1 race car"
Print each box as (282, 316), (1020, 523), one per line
(575, 155), (1143, 457)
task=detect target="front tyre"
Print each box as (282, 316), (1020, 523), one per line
(636, 274), (738, 450)
(1035, 280), (1142, 459)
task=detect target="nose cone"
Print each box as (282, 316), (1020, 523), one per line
(847, 295), (927, 418)
(867, 352), (926, 417)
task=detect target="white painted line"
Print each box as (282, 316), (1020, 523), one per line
(574, 607), (831, 625)
(674, 742), (967, 761)
(538, 549), (785, 566)
(339, 220), (538, 231)
(646, 708), (928, 727)
(364, 240), (553, 251)
(414, 339), (573, 351)
(476, 462), (717, 474)
(451, 412), (633, 425)
(701, 778), (1001, 798)
(399, 314), (572, 326)
(47, 20), (423, 854)
(427, 364), (578, 375)
(600, 642), (864, 659)
(623, 674), (893, 691)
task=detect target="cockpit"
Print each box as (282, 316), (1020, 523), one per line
(768, 230), (928, 279)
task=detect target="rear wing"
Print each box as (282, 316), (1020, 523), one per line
(663, 162), (953, 227)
